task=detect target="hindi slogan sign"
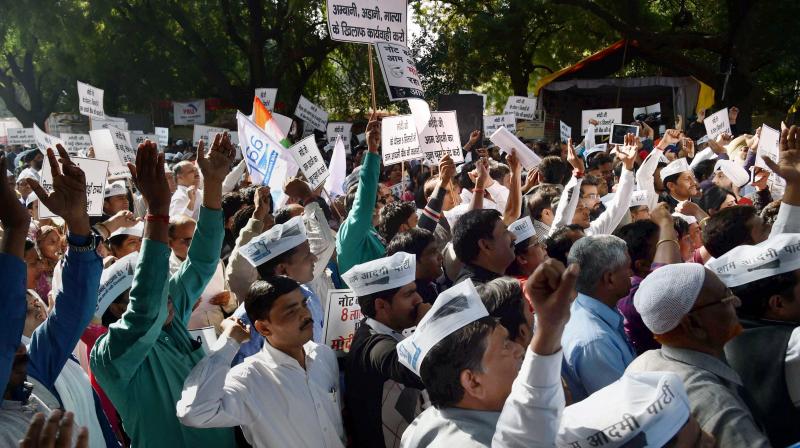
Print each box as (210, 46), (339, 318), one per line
(288, 135), (330, 190)
(155, 127), (169, 148)
(295, 96), (329, 131)
(375, 42), (424, 101)
(581, 108), (623, 136)
(91, 116), (128, 131)
(755, 123), (781, 171)
(77, 81), (105, 120)
(381, 115), (423, 166)
(484, 114), (517, 136)
(90, 128), (134, 179)
(8, 128), (35, 146)
(60, 133), (92, 154)
(418, 111), (464, 164)
(38, 156), (109, 218)
(323, 289), (363, 356)
(503, 96), (537, 121)
(704, 108), (732, 141)
(560, 121), (572, 144)
(33, 124), (66, 154)
(173, 100), (206, 125)
(192, 125), (227, 146)
(129, 132), (158, 148)
(326, 0), (407, 45)
(254, 88), (278, 110)
(327, 122), (353, 152)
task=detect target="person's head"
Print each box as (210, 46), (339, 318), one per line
(101, 290), (130, 328)
(567, 235), (632, 302)
(221, 192), (244, 230)
(419, 316), (523, 411)
(378, 201), (418, 243)
(452, 209), (515, 274)
(614, 220), (660, 278)
(256, 239), (317, 284)
(16, 177), (32, 199)
(477, 278), (534, 347)
(507, 217), (549, 278)
(30, 152), (43, 170)
(697, 185), (737, 216)
(538, 156), (571, 185)
(692, 159), (717, 184)
(168, 216), (197, 261)
(165, 165), (177, 193)
(663, 171), (699, 201)
(385, 228), (442, 282)
(545, 224), (585, 265)
(174, 160), (199, 187)
(579, 175), (602, 212)
(274, 204), (304, 224)
(489, 163), (511, 188)
(587, 153), (614, 187)
(24, 291), (47, 337)
(231, 205), (256, 240)
(732, 270), (800, 323)
(23, 240), (44, 285)
(346, 252), (421, 330)
(702, 205), (768, 258)
(246, 277), (314, 349)
(36, 226), (62, 262)
(106, 233), (142, 259)
(382, 162), (403, 185)
(637, 264), (742, 356)
(424, 175), (460, 211)
(761, 200), (781, 227)
(103, 181), (130, 215)
(526, 184), (562, 226)
(629, 205), (650, 221)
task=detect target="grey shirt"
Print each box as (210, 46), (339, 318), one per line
(401, 406), (500, 448)
(626, 346), (771, 448)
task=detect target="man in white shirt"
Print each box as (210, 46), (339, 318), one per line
(176, 276), (344, 448)
(170, 160), (203, 219)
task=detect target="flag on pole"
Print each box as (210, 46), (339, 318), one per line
(325, 135), (347, 198)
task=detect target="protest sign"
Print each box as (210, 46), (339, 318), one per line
(33, 124), (66, 154)
(38, 156), (108, 218)
(516, 113), (545, 140)
(8, 128), (35, 146)
(90, 128), (134, 178)
(77, 81), (105, 120)
(581, 108), (622, 135)
(192, 125), (227, 145)
(560, 121), (572, 144)
(254, 88), (278, 110)
(755, 124), (781, 171)
(503, 96), (537, 121)
(60, 133), (92, 154)
(459, 90), (487, 110)
(236, 111), (298, 205)
(173, 100), (206, 125)
(322, 289), (363, 355)
(418, 111), (464, 164)
(90, 116), (128, 131)
(489, 126), (541, 170)
(155, 127), (169, 148)
(188, 327), (218, 355)
(288, 135), (329, 190)
(326, 0), (407, 45)
(129, 132), (158, 148)
(272, 113), (294, 138)
(294, 96), (328, 131)
(704, 108), (731, 141)
(327, 122), (353, 151)
(438, 94), (483, 148)
(484, 114), (516, 136)
(632, 103), (661, 119)
(375, 42), (424, 101)
(381, 115), (423, 166)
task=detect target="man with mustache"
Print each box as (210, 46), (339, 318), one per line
(343, 252), (432, 448)
(177, 276), (344, 447)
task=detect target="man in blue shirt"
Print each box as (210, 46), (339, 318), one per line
(562, 234), (636, 402)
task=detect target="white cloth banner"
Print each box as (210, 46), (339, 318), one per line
(581, 108), (622, 135)
(8, 128), (35, 145)
(89, 128), (134, 179)
(375, 42), (424, 101)
(704, 108), (731, 141)
(327, 122), (353, 152)
(484, 114), (516, 136)
(489, 126), (541, 170)
(77, 81), (105, 120)
(755, 123), (781, 171)
(33, 124), (66, 154)
(236, 111), (298, 205)
(39, 156), (108, 218)
(322, 289), (362, 355)
(173, 100), (206, 125)
(90, 116), (128, 131)
(288, 135), (329, 190)
(295, 96), (328, 131)
(325, 135), (348, 197)
(381, 115), (423, 166)
(192, 125), (227, 146)
(560, 121), (572, 144)
(254, 88), (278, 110)
(155, 127), (169, 148)
(326, 0), (408, 45)
(60, 133), (92, 154)
(418, 111), (463, 164)
(503, 96), (537, 121)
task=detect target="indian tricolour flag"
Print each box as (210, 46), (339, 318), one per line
(251, 96), (292, 148)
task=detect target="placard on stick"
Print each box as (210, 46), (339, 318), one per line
(375, 42), (424, 101)
(288, 135), (330, 190)
(322, 289), (363, 356)
(704, 108), (732, 141)
(418, 111), (464, 164)
(38, 156), (109, 218)
(381, 115), (423, 166)
(325, 0), (408, 45)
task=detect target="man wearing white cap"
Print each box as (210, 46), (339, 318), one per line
(660, 157), (700, 209)
(343, 252), (431, 448)
(708, 234), (800, 446)
(627, 263), (770, 447)
(628, 189), (651, 222)
(103, 180), (130, 217)
(105, 221), (143, 259)
(506, 215), (549, 279)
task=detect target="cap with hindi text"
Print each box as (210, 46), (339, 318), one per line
(238, 215), (306, 267)
(343, 251), (416, 298)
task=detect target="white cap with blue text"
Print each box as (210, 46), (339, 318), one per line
(343, 251), (416, 297)
(239, 215), (306, 267)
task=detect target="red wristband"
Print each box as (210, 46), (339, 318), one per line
(144, 214), (170, 223)
(573, 169), (585, 179)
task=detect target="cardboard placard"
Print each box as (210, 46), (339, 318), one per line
(381, 115), (423, 166)
(327, 122), (353, 152)
(38, 156), (109, 218)
(254, 88), (278, 110)
(418, 111), (464, 164)
(581, 108), (623, 136)
(704, 108), (731, 141)
(375, 42), (424, 101)
(288, 135), (329, 190)
(322, 289), (363, 356)
(77, 80), (105, 120)
(7, 128), (35, 146)
(294, 96), (328, 131)
(173, 100), (206, 125)
(484, 114), (516, 136)
(326, 0), (407, 45)
(503, 96), (537, 121)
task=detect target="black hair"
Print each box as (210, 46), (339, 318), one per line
(702, 205), (759, 258)
(357, 286), (401, 319)
(256, 246), (301, 279)
(221, 192), (243, 223)
(613, 220), (659, 273)
(477, 278), (526, 342)
(239, 185), (258, 205)
(457, 162), (476, 190)
(101, 290), (130, 328)
(489, 163), (510, 183)
(106, 233), (133, 252)
(231, 205), (256, 242)
(385, 227), (436, 259)
(698, 185), (734, 214)
(452, 209), (502, 263)
(378, 201), (417, 242)
(419, 316), (497, 408)
(587, 153), (613, 171)
(761, 200), (781, 226)
(732, 271), (798, 320)
(526, 184), (562, 220)
(662, 172), (681, 195)
(538, 156), (571, 185)
(581, 174), (601, 187)
(672, 215), (689, 238)
(245, 276), (301, 323)
(274, 205), (301, 225)
(345, 184), (359, 214)
(692, 159), (717, 183)
(545, 224), (584, 265)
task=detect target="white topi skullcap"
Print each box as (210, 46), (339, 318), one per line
(634, 263), (706, 334)
(629, 190), (649, 208)
(706, 233), (800, 287)
(660, 158), (691, 182)
(109, 222), (144, 239)
(239, 215), (307, 267)
(672, 211), (697, 226)
(343, 251), (416, 297)
(95, 251), (139, 318)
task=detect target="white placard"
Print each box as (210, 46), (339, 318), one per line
(173, 100), (206, 125)
(90, 129), (134, 179)
(326, 0), (408, 45)
(418, 111), (464, 164)
(755, 124), (781, 171)
(489, 126), (541, 170)
(484, 114), (516, 136)
(327, 122), (353, 151)
(503, 96), (537, 121)
(33, 124), (66, 154)
(77, 81), (105, 120)
(60, 133), (92, 154)
(129, 132), (158, 148)
(192, 125), (227, 146)
(322, 289), (363, 355)
(155, 127), (169, 148)
(294, 96), (328, 131)
(581, 108), (623, 135)
(632, 103), (661, 119)
(272, 112), (294, 138)
(254, 88), (278, 110)
(188, 327), (218, 355)
(90, 116), (128, 131)
(288, 135), (329, 190)
(381, 115), (423, 166)
(8, 128), (35, 145)
(38, 156), (109, 218)
(459, 90), (487, 110)
(375, 42), (424, 101)
(560, 121), (571, 144)
(704, 108), (731, 141)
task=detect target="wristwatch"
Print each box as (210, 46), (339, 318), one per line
(68, 234), (101, 253)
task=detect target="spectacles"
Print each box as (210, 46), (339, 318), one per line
(689, 294), (740, 313)
(582, 193), (598, 200)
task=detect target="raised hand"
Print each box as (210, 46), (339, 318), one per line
(20, 410), (88, 448)
(366, 112), (381, 154)
(468, 129), (481, 145)
(506, 150), (521, 174)
(128, 140), (171, 216)
(221, 316), (251, 344)
(253, 186), (272, 221)
(473, 156), (492, 189)
(27, 145), (90, 236)
(682, 137), (695, 158)
(649, 202), (672, 226)
(525, 259), (579, 355)
(101, 210), (139, 237)
(729, 106), (739, 124)
(438, 154), (455, 186)
(198, 132), (235, 185)
(566, 138), (584, 172)
(618, 133), (639, 170)
(0, 153), (30, 257)
(658, 129), (682, 149)
(676, 200), (708, 220)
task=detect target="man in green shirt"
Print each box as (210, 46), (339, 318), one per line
(91, 135), (237, 447)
